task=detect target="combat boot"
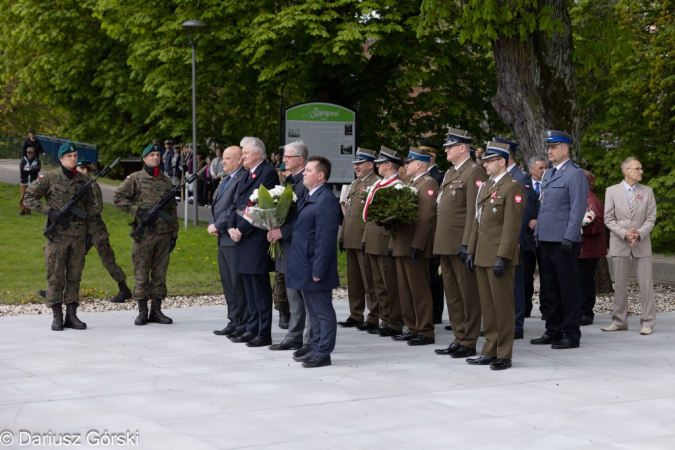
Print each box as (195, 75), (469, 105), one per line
(110, 282), (132, 303)
(51, 303), (64, 331)
(135, 300), (149, 326)
(278, 302), (290, 330)
(149, 299), (173, 324)
(64, 302), (87, 330)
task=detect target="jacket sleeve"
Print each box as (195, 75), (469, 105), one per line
(412, 179), (438, 251)
(463, 166), (487, 247)
(565, 169), (589, 242)
(32, 159), (41, 175)
(637, 187), (657, 239)
(498, 183), (526, 260)
(23, 176), (50, 215)
(604, 187), (627, 241)
(312, 193), (341, 280)
(113, 177), (138, 216)
(84, 184), (97, 234)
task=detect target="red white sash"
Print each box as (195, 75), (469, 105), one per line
(362, 176), (399, 222)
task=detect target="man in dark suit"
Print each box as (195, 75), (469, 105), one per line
(209, 146), (248, 337)
(523, 157), (547, 319)
(267, 141), (311, 353)
(227, 137), (279, 347)
(287, 156), (341, 368)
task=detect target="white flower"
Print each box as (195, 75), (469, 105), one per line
(292, 193), (298, 202)
(393, 182), (404, 190)
(250, 189), (259, 202)
(408, 186), (418, 195)
(270, 185), (286, 198)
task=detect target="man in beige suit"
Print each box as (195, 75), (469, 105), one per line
(602, 157), (657, 335)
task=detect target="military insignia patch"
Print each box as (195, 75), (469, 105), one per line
(427, 189), (434, 196)
(525, 185), (530, 189)
(514, 195), (522, 204)
(475, 180), (482, 188)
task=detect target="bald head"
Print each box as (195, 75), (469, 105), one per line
(222, 146), (243, 174)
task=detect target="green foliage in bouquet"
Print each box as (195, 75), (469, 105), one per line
(361, 184), (418, 238)
(276, 185), (295, 224)
(257, 185), (276, 210)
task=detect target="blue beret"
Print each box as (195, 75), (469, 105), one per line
(58, 142), (77, 159)
(142, 143), (161, 157)
(546, 130), (574, 145)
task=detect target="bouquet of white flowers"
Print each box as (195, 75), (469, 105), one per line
(236, 184), (298, 258)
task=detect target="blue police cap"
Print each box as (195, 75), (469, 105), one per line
(546, 130), (574, 146)
(351, 147), (377, 164)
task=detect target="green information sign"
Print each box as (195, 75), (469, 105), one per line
(286, 104), (355, 122)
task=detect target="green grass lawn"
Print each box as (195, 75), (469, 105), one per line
(0, 182), (346, 305)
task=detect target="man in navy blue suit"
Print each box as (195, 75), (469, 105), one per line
(227, 137), (279, 347)
(287, 156), (341, 368)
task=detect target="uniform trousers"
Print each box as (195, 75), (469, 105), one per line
(395, 256), (434, 338)
(303, 290), (336, 358)
(93, 233), (126, 283)
(514, 255), (526, 334)
(131, 232), (171, 300)
(578, 257), (599, 320)
(440, 254), (481, 348)
(285, 287), (312, 344)
(611, 255), (656, 329)
(217, 245), (248, 333)
(346, 249), (379, 324)
(368, 254), (403, 332)
(44, 233), (86, 307)
(242, 273), (273, 338)
(539, 241), (582, 343)
(430, 258), (444, 323)
(475, 266), (516, 359)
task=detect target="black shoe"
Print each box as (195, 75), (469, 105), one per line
(466, 355), (498, 365)
(63, 303), (87, 330)
(392, 331), (416, 341)
(246, 336), (272, 347)
(268, 340), (302, 351)
(451, 346), (477, 358)
(580, 315), (593, 326)
(228, 329), (245, 340)
(551, 338), (579, 349)
(38, 290), (47, 299)
(293, 344), (312, 357)
(530, 334), (560, 345)
(479, 330), (485, 337)
(213, 326), (236, 336)
(111, 282), (132, 303)
(490, 359), (512, 370)
(444, 325), (452, 331)
(514, 332), (524, 340)
(366, 326), (382, 334)
(356, 321), (379, 331)
(435, 343), (460, 355)
(337, 317), (363, 328)
(278, 305), (290, 330)
(541, 314), (547, 321)
(408, 335), (435, 346)
(378, 327), (402, 337)
(230, 331), (256, 343)
(293, 350), (315, 362)
(302, 356), (331, 368)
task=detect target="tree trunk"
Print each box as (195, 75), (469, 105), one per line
(490, 0), (581, 169)
(595, 256), (614, 294)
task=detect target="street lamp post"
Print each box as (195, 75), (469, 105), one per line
(181, 19), (207, 227)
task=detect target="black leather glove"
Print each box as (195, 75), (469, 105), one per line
(459, 245), (468, 264)
(339, 239), (345, 253)
(493, 256), (508, 278)
(411, 248), (422, 265)
(85, 234), (93, 254)
(170, 238), (177, 253)
(534, 236), (539, 248)
(136, 208), (155, 228)
(361, 242), (367, 257)
(465, 254), (475, 273)
(48, 208), (69, 227)
(387, 248), (393, 259)
(562, 238), (573, 256)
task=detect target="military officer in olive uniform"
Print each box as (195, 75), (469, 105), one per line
(337, 148), (381, 330)
(390, 147), (439, 346)
(434, 128), (487, 358)
(361, 147), (404, 337)
(114, 143), (179, 326)
(24, 142), (96, 331)
(465, 143), (526, 370)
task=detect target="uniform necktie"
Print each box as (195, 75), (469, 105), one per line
(550, 167), (557, 178)
(629, 187), (636, 215)
(534, 181), (540, 195)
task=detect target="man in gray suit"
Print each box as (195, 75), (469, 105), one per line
(209, 146), (248, 337)
(602, 157), (657, 335)
(267, 141), (311, 353)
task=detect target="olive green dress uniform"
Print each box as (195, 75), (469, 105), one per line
(468, 171), (525, 360)
(434, 160), (487, 349)
(24, 168), (96, 308)
(339, 171), (380, 324)
(90, 182), (127, 284)
(113, 169), (178, 302)
(390, 172), (438, 339)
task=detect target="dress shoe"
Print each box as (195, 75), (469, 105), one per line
(378, 327), (401, 337)
(490, 359), (512, 370)
(444, 325), (452, 331)
(466, 355), (498, 365)
(268, 339), (302, 351)
(366, 327), (381, 334)
(302, 356), (331, 368)
(530, 334), (560, 345)
(451, 346), (477, 358)
(246, 336), (273, 347)
(541, 314), (547, 321)
(435, 343), (460, 355)
(293, 350), (315, 362)
(356, 321), (379, 331)
(293, 344), (312, 357)
(640, 326), (653, 335)
(551, 338), (579, 349)
(580, 315), (593, 326)
(337, 317), (363, 328)
(601, 324), (627, 332)
(408, 335), (435, 346)
(213, 326), (236, 336)
(392, 331), (416, 341)
(514, 332), (524, 340)
(230, 331), (256, 343)
(228, 330), (245, 340)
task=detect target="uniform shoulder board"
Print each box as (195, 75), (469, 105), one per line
(424, 175), (434, 182)
(511, 179), (518, 183)
(573, 163), (580, 168)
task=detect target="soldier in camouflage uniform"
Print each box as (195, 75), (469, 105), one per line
(113, 144), (178, 326)
(24, 142), (96, 331)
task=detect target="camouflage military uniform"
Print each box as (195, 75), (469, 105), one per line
(24, 168), (96, 308)
(90, 182), (127, 283)
(113, 169), (178, 302)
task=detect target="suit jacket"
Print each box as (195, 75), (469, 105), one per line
(209, 168), (246, 247)
(390, 174), (438, 258)
(275, 169), (309, 273)
(227, 160), (279, 274)
(604, 182), (656, 258)
(428, 165), (444, 185)
(286, 184), (341, 291)
(434, 159), (487, 255)
(468, 174), (525, 267)
(339, 172), (380, 249)
(534, 160), (588, 243)
(522, 178), (542, 252)
(509, 165), (537, 250)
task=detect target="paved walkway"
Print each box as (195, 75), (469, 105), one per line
(1, 300), (674, 449)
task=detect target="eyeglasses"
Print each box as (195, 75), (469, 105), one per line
(283, 155), (301, 160)
(626, 167), (644, 172)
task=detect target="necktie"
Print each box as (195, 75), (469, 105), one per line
(550, 167), (557, 178)
(534, 181), (540, 195)
(305, 193), (310, 202)
(214, 175), (231, 203)
(629, 187), (636, 215)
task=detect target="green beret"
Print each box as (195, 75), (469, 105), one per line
(142, 143), (161, 157)
(77, 159), (92, 166)
(58, 142), (77, 159)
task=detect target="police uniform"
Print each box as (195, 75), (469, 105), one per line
(433, 128), (487, 357)
(532, 131), (588, 348)
(114, 143), (179, 326)
(24, 142), (96, 331)
(338, 149), (380, 328)
(466, 143), (525, 370)
(390, 147), (438, 345)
